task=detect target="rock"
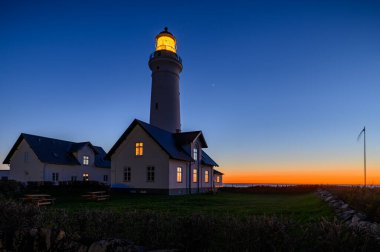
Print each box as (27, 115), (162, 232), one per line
(55, 230), (65, 242)
(325, 196), (333, 202)
(39, 228), (52, 250)
(88, 239), (144, 252)
(370, 223), (380, 233)
(356, 212), (367, 220)
(78, 245), (89, 252)
(88, 240), (108, 252)
(341, 204), (349, 210)
(29, 228), (38, 237)
(351, 215), (361, 226)
(340, 212), (353, 222)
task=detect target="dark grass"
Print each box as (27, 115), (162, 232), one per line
(50, 191), (333, 222)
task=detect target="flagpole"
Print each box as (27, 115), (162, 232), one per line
(364, 127), (366, 187)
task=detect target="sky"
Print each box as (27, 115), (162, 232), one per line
(1, 0), (380, 184)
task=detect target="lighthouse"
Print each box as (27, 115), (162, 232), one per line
(148, 27), (183, 133)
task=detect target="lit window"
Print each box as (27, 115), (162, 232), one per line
(83, 173), (89, 181)
(124, 167), (131, 182)
(193, 148), (198, 161)
(52, 172), (59, 182)
(103, 175), (108, 182)
(136, 142), (143, 156)
(83, 156), (89, 165)
(193, 169), (197, 183)
(71, 176), (77, 181)
(216, 176), (220, 183)
(24, 152), (28, 163)
(177, 167), (182, 183)
(205, 170), (209, 183)
(147, 166), (155, 182)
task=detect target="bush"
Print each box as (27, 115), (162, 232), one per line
(0, 180), (25, 198)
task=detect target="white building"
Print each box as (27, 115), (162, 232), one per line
(106, 28), (222, 195)
(3, 133), (111, 184)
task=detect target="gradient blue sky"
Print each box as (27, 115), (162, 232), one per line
(1, 0), (380, 183)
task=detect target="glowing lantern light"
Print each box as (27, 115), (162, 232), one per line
(155, 27), (177, 53)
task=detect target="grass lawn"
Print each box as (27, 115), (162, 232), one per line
(52, 191), (333, 222)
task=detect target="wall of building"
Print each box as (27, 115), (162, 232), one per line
(111, 125), (170, 190)
(201, 165), (213, 190)
(44, 164), (110, 184)
(168, 159), (189, 195)
(9, 139), (44, 182)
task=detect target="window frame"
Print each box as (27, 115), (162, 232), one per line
(135, 142), (144, 156)
(52, 172), (59, 182)
(83, 155), (89, 165)
(193, 168), (197, 183)
(193, 148), (198, 161)
(176, 167), (182, 183)
(147, 166), (155, 182)
(123, 167), (131, 182)
(82, 173), (89, 181)
(216, 175), (220, 183)
(205, 170), (209, 183)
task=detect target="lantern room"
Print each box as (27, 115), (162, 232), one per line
(155, 27), (177, 53)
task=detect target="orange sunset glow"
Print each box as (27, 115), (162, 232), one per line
(222, 163), (380, 185)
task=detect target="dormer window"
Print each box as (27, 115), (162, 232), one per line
(83, 156), (89, 165)
(193, 148), (198, 161)
(136, 142), (143, 156)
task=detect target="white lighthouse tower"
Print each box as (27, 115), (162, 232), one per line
(149, 27), (183, 133)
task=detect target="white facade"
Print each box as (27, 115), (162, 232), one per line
(109, 123), (215, 195)
(6, 138), (110, 184)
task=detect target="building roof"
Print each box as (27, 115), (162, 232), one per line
(106, 119), (218, 167)
(214, 169), (224, 175)
(174, 131), (207, 148)
(3, 133), (110, 168)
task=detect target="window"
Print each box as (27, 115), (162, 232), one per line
(193, 148), (198, 161)
(176, 167), (182, 183)
(24, 152), (28, 163)
(147, 166), (155, 182)
(216, 175), (220, 183)
(193, 168), (197, 183)
(83, 173), (89, 181)
(205, 170), (209, 183)
(83, 156), (89, 165)
(103, 175), (108, 182)
(135, 142), (143, 156)
(71, 176), (77, 181)
(52, 172), (59, 182)
(124, 167), (131, 182)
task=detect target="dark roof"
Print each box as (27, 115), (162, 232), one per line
(202, 151), (219, 167)
(93, 146), (111, 168)
(3, 133), (110, 168)
(174, 131), (207, 148)
(106, 119), (218, 167)
(106, 119), (192, 162)
(214, 169), (224, 175)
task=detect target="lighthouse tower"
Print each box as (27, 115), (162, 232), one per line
(149, 27), (183, 133)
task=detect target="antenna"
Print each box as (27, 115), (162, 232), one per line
(357, 127), (366, 187)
